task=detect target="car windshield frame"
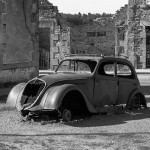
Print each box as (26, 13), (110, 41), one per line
(55, 59), (97, 74)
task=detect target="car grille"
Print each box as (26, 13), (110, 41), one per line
(21, 79), (46, 107)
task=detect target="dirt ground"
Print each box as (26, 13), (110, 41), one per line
(0, 75), (150, 150)
(1, 102), (150, 150)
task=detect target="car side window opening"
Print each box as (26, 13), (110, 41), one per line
(77, 60), (97, 72)
(76, 61), (91, 72)
(56, 59), (97, 73)
(117, 63), (135, 79)
(98, 62), (115, 77)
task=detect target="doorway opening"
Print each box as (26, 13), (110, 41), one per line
(146, 26), (150, 68)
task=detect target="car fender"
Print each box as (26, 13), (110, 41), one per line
(41, 84), (97, 113)
(126, 89), (146, 109)
(6, 83), (26, 110)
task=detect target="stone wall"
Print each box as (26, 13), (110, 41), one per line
(39, 0), (116, 70)
(0, 0), (39, 86)
(115, 5), (128, 58)
(70, 18), (115, 56)
(50, 26), (70, 70)
(115, 0), (150, 68)
(49, 17), (115, 70)
(39, 0), (70, 70)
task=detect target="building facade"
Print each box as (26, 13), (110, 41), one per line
(115, 0), (150, 68)
(40, 0), (150, 70)
(39, 0), (58, 69)
(70, 17), (115, 56)
(39, 0), (70, 70)
(0, 0), (39, 87)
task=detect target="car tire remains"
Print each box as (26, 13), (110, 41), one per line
(61, 109), (72, 122)
(128, 93), (146, 110)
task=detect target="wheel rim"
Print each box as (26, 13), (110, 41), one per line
(62, 109), (72, 122)
(129, 94), (141, 110)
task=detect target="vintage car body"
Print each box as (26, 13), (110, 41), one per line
(6, 55), (147, 121)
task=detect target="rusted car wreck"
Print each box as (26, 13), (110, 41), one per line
(6, 55), (147, 121)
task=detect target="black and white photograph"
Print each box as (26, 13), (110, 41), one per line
(0, 0), (150, 149)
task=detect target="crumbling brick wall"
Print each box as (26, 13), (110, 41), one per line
(39, 0), (70, 70)
(0, 0), (39, 87)
(115, 0), (150, 69)
(50, 25), (70, 70)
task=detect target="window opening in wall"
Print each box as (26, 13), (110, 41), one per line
(2, 43), (7, 49)
(2, 24), (6, 33)
(1, 2), (7, 13)
(87, 32), (96, 37)
(146, 26), (150, 68)
(119, 33), (125, 40)
(97, 31), (106, 36)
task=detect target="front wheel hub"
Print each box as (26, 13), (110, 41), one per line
(62, 109), (72, 122)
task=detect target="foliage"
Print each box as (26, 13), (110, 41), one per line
(60, 12), (113, 26)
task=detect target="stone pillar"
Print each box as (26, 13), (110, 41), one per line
(50, 26), (70, 70)
(127, 0), (149, 68)
(115, 5), (128, 58)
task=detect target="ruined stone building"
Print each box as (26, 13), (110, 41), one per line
(41, 0), (150, 70)
(3, 0), (150, 87)
(115, 0), (150, 68)
(0, 0), (39, 86)
(70, 17), (115, 57)
(39, 0), (70, 70)
(39, 1), (115, 70)
(39, 0), (57, 69)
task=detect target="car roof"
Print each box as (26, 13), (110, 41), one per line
(64, 56), (102, 62)
(63, 55), (131, 64)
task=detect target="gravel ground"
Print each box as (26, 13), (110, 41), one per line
(0, 102), (150, 150)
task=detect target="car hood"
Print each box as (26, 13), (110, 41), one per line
(37, 72), (93, 86)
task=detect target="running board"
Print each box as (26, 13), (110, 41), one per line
(95, 105), (124, 115)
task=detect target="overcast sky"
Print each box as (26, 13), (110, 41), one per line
(48, 0), (128, 14)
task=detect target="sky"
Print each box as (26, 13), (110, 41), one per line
(48, 0), (129, 14)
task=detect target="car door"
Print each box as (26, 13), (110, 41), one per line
(93, 61), (118, 108)
(117, 62), (138, 104)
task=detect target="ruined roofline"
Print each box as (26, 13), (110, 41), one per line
(39, 5), (58, 11)
(39, 5), (58, 12)
(39, 0), (58, 12)
(39, 0), (52, 6)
